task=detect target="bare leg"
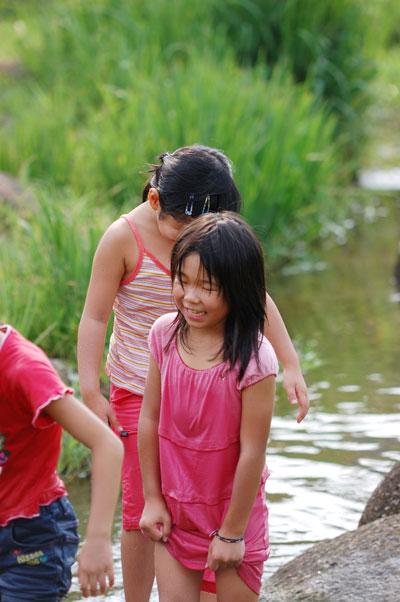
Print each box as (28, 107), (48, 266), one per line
(155, 541), (203, 602)
(121, 529), (155, 602)
(215, 568), (258, 602)
(200, 593), (216, 602)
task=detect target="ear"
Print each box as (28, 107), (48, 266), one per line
(148, 187), (160, 211)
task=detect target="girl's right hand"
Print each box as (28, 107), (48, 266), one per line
(84, 392), (121, 432)
(78, 536), (114, 597)
(139, 498), (172, 543)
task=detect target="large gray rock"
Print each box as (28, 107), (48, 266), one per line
(359, 462), (400, 526)
(259, 514), (400, 602)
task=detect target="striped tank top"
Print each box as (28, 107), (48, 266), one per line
(105, 214), (176, 395)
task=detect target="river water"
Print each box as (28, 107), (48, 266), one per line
(66, 195), (400, 601)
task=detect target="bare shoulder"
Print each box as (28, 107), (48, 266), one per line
(95, 215), (138, 272)
(102, 215), (134, 245)
(96, 202), (157, 277)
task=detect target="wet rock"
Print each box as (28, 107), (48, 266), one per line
(259, 514), (400, 602)
(359, 462), (400, 526)
(49, 358), (110, 399)
(50, 358), (78, 387)
(0, 172), (34, 209)
(0, 173), (23, 206)
(0, 60), (26, 79)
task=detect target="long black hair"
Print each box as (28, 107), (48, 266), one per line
(142, 144), (241, 220)
(169, 212), (266, 380)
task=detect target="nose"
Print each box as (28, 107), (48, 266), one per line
(183, 285), (199, 303)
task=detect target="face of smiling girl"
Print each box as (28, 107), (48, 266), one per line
(172, 253), (229, 334)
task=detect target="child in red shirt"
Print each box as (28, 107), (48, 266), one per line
(0, 324), (124, 600)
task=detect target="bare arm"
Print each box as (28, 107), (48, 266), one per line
(264, 293), (309, 422)
(77, 219), (137, 429)
(206, 375), (275, 571)
(138, 354), (171, 542)
(45, 394), (124, 598)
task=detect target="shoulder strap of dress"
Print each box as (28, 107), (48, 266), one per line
(120, 214), (144, 285)
(121, 213), (171, 276)
(121, 214), (144, 252)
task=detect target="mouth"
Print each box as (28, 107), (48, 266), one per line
(184, 308), (206, 319)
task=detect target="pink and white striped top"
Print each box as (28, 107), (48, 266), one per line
(105, 214), (176, 395)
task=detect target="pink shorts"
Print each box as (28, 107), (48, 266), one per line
(110, 384), (144, 531)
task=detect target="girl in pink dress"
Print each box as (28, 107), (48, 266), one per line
(139, 212), (278, 601)
(78, 144), (309, 602)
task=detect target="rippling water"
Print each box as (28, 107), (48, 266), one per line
(66, 196), (400, 600)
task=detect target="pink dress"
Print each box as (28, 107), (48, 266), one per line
(148, 313), (279, 594)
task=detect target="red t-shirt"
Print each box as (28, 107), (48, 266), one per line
(0, 325), (74, 526)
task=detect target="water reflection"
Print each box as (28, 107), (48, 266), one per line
(66, 197), (400, 600)
(265, 410), (400, 576)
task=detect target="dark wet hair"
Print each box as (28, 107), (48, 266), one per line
(169, 212), (266, 380)
(142, 144), (241, 220)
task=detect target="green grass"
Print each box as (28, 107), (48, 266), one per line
(0, 54), (342, 255)
(0, 0), (395, 476)
(0, 188), (113, 356)
(0, 0), (385, 361)
(58, 431), (91, 478)
(213, 0), (379, 167)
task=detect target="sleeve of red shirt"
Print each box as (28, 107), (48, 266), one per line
(11, 340), (74, 429)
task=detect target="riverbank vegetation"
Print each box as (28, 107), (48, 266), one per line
(1, 0), (399, 474)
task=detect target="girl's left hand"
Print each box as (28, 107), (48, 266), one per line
(205, 537), (245, 572)
(283, 365), (309, 423)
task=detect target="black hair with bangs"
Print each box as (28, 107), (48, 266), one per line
(169, 212), (266, 381)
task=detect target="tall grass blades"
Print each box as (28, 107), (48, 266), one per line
(0, 189), (112, 357)
(0, 0), (386, 478)
(0, 242), (40, 336)
(58, 431), (91, 478)
(213, 0), (377, 166)
(0, 0), (376, 293)
(0, 40), (341, 256)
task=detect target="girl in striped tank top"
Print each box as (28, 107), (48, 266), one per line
(77, 144), (309, 602)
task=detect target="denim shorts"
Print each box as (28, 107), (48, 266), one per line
(0, 496), (80, 602)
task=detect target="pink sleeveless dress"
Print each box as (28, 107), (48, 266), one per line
(149, 312), (279, 594)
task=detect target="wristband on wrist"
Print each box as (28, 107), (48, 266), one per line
(210, 529), (244, 543)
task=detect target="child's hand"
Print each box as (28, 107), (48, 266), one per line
(139, 497), (172, 542)
(283, 365), (309, 423)
(205, 537), (245, 572)
(77, 536), (114, 598)
(83, 392), (121, 432)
